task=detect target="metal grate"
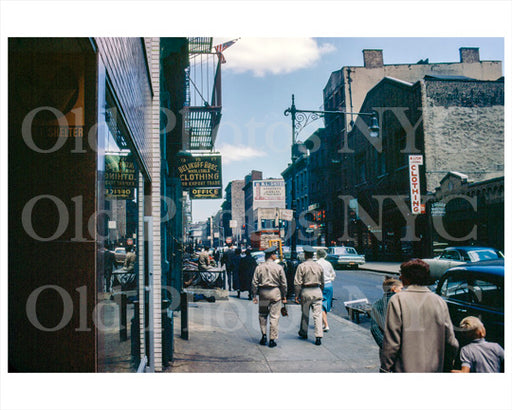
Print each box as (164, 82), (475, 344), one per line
(188, 37), (213, 55)
(182, 106), (222, 150)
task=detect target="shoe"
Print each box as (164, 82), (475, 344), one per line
(259, 335), (267, 345)
(298, 330), (307, 339)
(268, 339), (277, 348)
(315, 337), (322, 346)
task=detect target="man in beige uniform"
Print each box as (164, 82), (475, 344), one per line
(295, 245), (325, 345)
(251, 246), (287, 348)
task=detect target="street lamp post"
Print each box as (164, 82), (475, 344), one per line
(284, 94), (379, 259)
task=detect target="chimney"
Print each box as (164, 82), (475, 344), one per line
(363, 49), (384, 68)
(459, 47), (480, 63)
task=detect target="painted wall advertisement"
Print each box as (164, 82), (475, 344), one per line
(253, 180), (285, 202)
(105, 154), (137, 200)
(177, 153), (222, 199)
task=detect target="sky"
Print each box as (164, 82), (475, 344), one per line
(193, 36), (505, 222)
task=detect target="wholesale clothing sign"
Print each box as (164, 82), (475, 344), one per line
(177, 153), (222, 199)
(408, 155), (423, 214)
(105, 154), (137, 200)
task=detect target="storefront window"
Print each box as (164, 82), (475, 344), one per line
(96, 83), (142, 372)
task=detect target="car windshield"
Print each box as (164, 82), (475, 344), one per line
(467, 249), (501, 262)
(115, 249), (125, 254)
(332, 247), (357, 255)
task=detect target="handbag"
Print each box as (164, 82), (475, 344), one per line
(281, 305), (288, 316)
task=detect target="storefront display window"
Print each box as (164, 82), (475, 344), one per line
(96, 82), (143, 372)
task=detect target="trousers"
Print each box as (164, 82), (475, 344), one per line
(258, 287), (282, 340)
(300, 287), (323, 338)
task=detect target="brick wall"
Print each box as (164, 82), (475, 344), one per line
(422, 79), (504, 191)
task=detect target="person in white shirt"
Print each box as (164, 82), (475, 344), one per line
(316, 248), (336, 331)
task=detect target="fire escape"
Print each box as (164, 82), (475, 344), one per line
(183, 37), (223, 151)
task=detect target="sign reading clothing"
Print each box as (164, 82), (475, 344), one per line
(105, 154), (137, 200)
(177, 153), (222, 199)
(409, 155), (423, 214)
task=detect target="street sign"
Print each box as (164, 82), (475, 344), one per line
(229, 220), (238, 228)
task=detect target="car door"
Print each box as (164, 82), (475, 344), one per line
(466, 275), (504, 347)
(438, 271), (504, 346)
(438, 273), (477, 332)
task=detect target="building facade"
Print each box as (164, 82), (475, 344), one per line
(321, 47), (503, 246)
(347, 75), (504, 260)
(221, 179), (245, 244)
(281, 143), (311, 245)
(9, 37), (189, 372)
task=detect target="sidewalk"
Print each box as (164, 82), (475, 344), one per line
(165, 294), (380, 373)
(360, 261), (401, 275)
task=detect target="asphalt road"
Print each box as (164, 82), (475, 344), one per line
(330, 269), (389, 329)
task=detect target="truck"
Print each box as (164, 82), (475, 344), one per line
(250, 229), (280, 251)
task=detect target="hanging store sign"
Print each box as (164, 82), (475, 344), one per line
(189, 188), (222, 199)
(409, 155), (423, 214)
(279, 209), (294, 221)
(177, 153), (222, 193)
(105, 154), (137, 200)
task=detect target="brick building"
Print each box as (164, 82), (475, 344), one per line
(221, 179), (245, 244)
(321, 47), (503, 245)
(347, 75), (504, 260)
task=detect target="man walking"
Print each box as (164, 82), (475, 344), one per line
(251, 246), (287, 348)
(380, 259), (459, 372)
(294, 245), (325, 346)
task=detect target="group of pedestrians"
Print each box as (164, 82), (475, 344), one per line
(251, 245), (335, 348)
(369, 258), (504, 373)
(205, 243), (504, 372)
(221, 244), (257, 298)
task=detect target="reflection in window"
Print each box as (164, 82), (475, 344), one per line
(97, 89), (141, 372)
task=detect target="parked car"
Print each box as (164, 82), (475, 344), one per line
(325, 246), (365, 269)
(424, 246), (504, 280)
(114, 247), (127, 264)
(435, 259), (504, 348)
(252, 251), (265, 264)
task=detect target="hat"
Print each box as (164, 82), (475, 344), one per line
(264, 246), (277, 255)
(302, 245), (316, 253)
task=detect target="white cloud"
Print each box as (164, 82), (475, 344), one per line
(218, 143), (267, 164)
(213, 38), (335, 77)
